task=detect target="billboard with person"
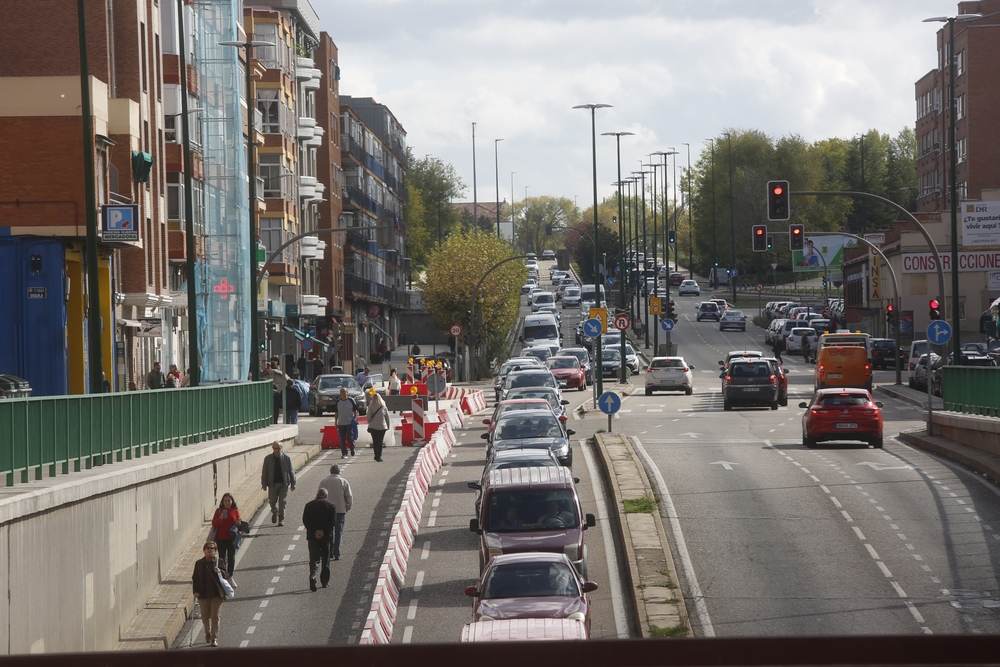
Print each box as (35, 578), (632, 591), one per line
(792, 235), (852, 273)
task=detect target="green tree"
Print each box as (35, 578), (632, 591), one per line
(418, 229), (524, 369)
(514, 196), (578, 254)
(403, 151), (466, 267)
(572, 223), (620, 286)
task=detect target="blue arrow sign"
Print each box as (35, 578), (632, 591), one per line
(583, 318), (603, 338)
(927, 320), (952, 346)
(660, 318), (675, 332)
(598, 391), (622, 415)
(606, 278), (615, 286)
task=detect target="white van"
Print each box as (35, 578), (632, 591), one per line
(709, 267), (730, 287)
(580, 284), (606, 304)
(907, 339), (930, 388)
(530, 291), (555, 312)
(522, 313), (561, 349)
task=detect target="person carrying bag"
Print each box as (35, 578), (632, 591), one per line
(366, 388), (390, 462)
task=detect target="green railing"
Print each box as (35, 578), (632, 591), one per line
(942, 366), (1000, 417)
(0, 382), (273, 486)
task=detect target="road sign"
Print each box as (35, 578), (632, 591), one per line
(755, 283), (764, 293)
(582, 318), (603, 338)
(613, 314), (630, 331)
(927, 320), (952, 346)
(606, 278), (615, 286)
(649, 297), (662, 315)
(597, 391), (622, 415)
(425, 373), (447, 395)
(770, 262), (778, 271)
(449, 324), (463, 337)
(589, 308), (608, 333)
(301, 339), (313, 350)
(731, 269), (739, 278)
(660, 318), (675, 332)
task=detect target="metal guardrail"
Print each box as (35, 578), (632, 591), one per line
(0, 382), (273, 486)
(942, 366), (1000, 417)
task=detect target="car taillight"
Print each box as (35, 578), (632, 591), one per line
(725, 375), (732, 386)
(864, 364), (871, 376)
(646, 367), (653, 373)
(862, 409), (877, 415)
(909, 363), (915, 371)
(769, 374), (777, 387)
(818, 365), (825, 377)
(682, 367), (689, 372)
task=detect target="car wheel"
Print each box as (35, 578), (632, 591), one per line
(645, 387), (652, 396)
(579, 384), (586, 392)
(803, 434), (815, 448)
(685, 388), (693, 396)
(780, 396), (788, 407)
(309, 405), (316, 416)
(723, 400), (732, 411)
(872, 436), (884, 449)
(770, 400), (779, 410)
(908, 379), (914, 388)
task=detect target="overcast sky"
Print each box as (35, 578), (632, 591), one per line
(311, 0), (950, 208)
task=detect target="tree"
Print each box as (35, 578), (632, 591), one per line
(572, 223), (620, 286)
(514, 196), (578, 255)
(418, 229), (524, 370)
(403, 151), (467, 267)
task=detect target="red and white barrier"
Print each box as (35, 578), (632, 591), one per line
(412, 396), (425, 444)
(461, 390), (488, 415)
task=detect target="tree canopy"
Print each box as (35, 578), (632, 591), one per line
(403, 151), (466, 267)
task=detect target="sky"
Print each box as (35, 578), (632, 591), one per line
(311, 0), (951, 208)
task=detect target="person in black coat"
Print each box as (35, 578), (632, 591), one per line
(284, 378), (302, 424)
(302, 488), (338, 591)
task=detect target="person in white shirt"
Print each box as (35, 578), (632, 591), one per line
(317, 464), (353, 560)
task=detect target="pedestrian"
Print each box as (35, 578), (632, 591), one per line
(146, 362), (164, 389)
(165, 363), (181, 388)
(211, 493), (241, 576)
(410, 342), (421, 356)
(302, 487), (338, 591)
(334, 387), (360, 459)
(192, 541), (229, 646)
(284, 378), (302, 424)
(378, 339), (389, 363)
(260, 442), (296, 526)
(296, 354), (308, 379)
(388, 368), (401, 395)
(318, 464), (353, 561)
(355, 366), (370, 386)
(802, 334), (812, 364)
(292, 374), (311, 411)
(771, 334), (785, 365)
(102, 372), (112, 393)
(827, 319), (839, 334)
(272, 384), (281, 424)
(366, 388), (390, 462)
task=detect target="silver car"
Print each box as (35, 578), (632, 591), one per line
(719, 309), (747, 332)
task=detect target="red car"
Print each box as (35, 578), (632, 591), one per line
(464, 552), (598, 634)
(800, 388), (884, 448)
(669, 272), (685, 286)
(545, 356), (586, 391)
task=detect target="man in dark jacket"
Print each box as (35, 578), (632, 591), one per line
(261, 442), (296, 526)
(302, 488), (338, 591)
(284, 378), (302, 424)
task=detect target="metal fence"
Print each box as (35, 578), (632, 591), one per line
(0, 382), (273, 486)
(942, 366), (1000, 416)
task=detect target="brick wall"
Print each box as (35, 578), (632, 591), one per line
(316, 32), (345, 317)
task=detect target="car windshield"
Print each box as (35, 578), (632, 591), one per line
(651, 359), (684, 368)
(494, 414), (563, 439)
(602, 350), (620, 361)
(792, 328), (814, 336)
(731, 363), (770, 377)
(873, 341), (895, 350)
(817, 394), (870, 407)
(534, 294), (554, 304)
(565, 288), (581, 296)
(682, 280), (696, 286)
(317, 376), (359, 391)
(546, 357), (580, 370)
(486, 489), (580, 533)
(727, 311), (745, 318)
(701, 303), (719, 311)
(491, 457), (557, 472)
(482, 561), (580, 599)
(524, 349), (550, 361)
(509, 374), (556, 389)
(558, 350), (588, 364)
(506, 389), (558, 408)
(523, 324), (559, 340)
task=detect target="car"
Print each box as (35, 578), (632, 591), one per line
(522, 346), (554, 364)
(522, 313), (561, 350)
(504, 387), (571, 419)
(907, 340), (930, 388)
(786, 327), (818, 353)
(578, 300), (596, 320)
(468, 448), (568, 515)
(530, 291), (555, 313)
(463, 553), (598, 632)
(645, 356), (694, 395)
(460, 618), (589, 643)
(481, 410), (576, 468)
(521, 283), (535, 295)
(871, 338), (902, 370)
(493, 358), (544, 401)
(600, 348), (622, 378)
(541, 249), (556, 259)
(557, 347), (593, 386)
(949, 352), (997, 367)
(678, 280), (701, 296)
(562, 286), (582, 308)
(912, 352), (943, 391)
(961, 342), (989, 356)
(537, 305), (562, 324)
(719, 309), (747, 332)
(761, 357), (788, 406)
(308, 374), (366, 416)
(668, 272), (685, 286)
(623, 344), (640, 375)
(800, 388), (884, 448)
(483, 398), (566, 436)
(722, 359), (780, 411)
(718, 349), (765, 372)
(765, 319), (787, 344)
(501, 369), (560, 402)
(710, 298), (729, 312)
(696, 301), (721, 322)
(546, 356), (587, 391)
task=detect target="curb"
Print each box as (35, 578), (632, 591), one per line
(897, 429), (1000, 486)
(875, 384), (943, 411)
(591, 433), (691, 638)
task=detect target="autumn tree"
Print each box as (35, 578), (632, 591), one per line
(403, 151), (466, 267)
(514, 196), (578, 255)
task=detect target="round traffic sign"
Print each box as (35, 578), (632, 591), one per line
(450, 323), (463, 337)
(755, 283), (764, 293)
(582, 318), (603, 338)
(613, 314), (630, 331)
(731, 269), (739, 277)
(927, 320), (952, 346)
(660, 318), (675, 332)
(597, 391), (622, 415)
(425, 373), (446, 395)
(301, 339), (313, 350)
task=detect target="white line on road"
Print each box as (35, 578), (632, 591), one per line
(413, 570), (425, 592)
(830, 497), (842, 508)
(853, 527), (866, 540)
(865, 544), (881, 560)
(891, 581), (908, 598)
(402, 626), (413, 643)
(428, 511), (437, 527)
(579, 439), (629, 639)
(629, 436), (715, 637)
(407, 600), (418, 620)
(877, 561), (893, 578)
(420, 541), (431, 560)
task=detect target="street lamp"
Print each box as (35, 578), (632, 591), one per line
(220, 38), (272, 382)
(724, 131), (737, 304)
(652, 150), (677, 353)
(643, 160), (660, 354)
(632, 167), (651, 349)
(923, 12), (981, 363)
(602, 130), (633, 385)
(682, 143), (693, 279)
(707, 139), (717, 278)
(494, 138), (504, 237)
(573, 103), (611, 398)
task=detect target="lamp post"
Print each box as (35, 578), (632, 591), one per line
(643, 160), (660, 355)
(573, 103), (611, 398)
(510, 171), (515, 241)
(724, 131), (737, 304)
(652, 150), (677, 353)
(494, 138), (504, 237)
(220, 38), (271, 381)
(632, 167), (651, 349)
(683, 143), (693, 279)
(472, 122), (478, 227)
(924, 12), (981, 363)
(602, 130), (633, 385)
(668, 147), (679, 275)
(708, 139), (717, 279)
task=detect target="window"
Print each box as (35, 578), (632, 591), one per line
(259, 154), (284, 198)
(957, 49), (966, 77)
(957, 137), (967, 164)
(253, 23), (278, 69)
(155, 35), (162, 100)
(141, 23), (148, 92)
(167, 174), (183, 223)
(959, 182), (968, 200)
(165, 115), (177, 143)
(956, 93), (966, 120)
(257, 89), (280, 134)
(260, 218), (285, 263)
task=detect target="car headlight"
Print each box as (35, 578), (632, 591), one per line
(553, 442), (570, 457)
(564, 544), (580, 561)
(479, 615), (495, 622)
(488, 547), (503, 560)
(567, 612), (586, 622)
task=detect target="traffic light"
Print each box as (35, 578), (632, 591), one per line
(886, 304), (895, 326)
(929, 299), (941, 321)
(789, 224), (804, 251)
(668, 229), (676, 244)
(752, 225), (767, 252)
(767, 235), (774, 250)
(666, 301), (676, 320)
(465, 310), (473, 328)
(767, 180), (790, 221)
(822, 276), (827, 288)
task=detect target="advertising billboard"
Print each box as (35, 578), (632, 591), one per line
(792, 235), (851, 273)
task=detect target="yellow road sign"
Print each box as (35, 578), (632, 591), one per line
(649, 297), (662, 315)
(589, 307), (608, 334)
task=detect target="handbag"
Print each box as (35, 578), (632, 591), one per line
(367, 406), (384, 433)
(217, 570), (235, 599)
(207, 527), (217, 542)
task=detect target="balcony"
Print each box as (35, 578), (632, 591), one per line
(301, 294), (320, 316)
(345, 185), (379, 215)
(297, 117), (316, 140)
(315, 240), (326, 260)
(299, 175), (318, 199)
(301, 236), (319, 259)
(296, 57), (314, 80)
(342, 134), (364, 165)
(306, 124), (324, 148)
(304, 69), (321, 91)
(345, 274), (410, 309)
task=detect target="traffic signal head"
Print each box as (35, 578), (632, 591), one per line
(766, 234), (774, 250)
(789, 224), (804, 251)
(752, 225), (767, 252)
(929, 299), (941, 321)
(767, 180), (790, 221)
(886, 304), (895, 324)
(668, 229), (676, 244)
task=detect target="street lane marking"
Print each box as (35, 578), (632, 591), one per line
(865, 544), (881, 560)
(853, 527), (866, 540)
(253, 613), (262, 621)
(877, 561), (893, 578)
(428, 511), (437, 527)
(891, 581), (908, 598)
(402, 626), (413, 643)
(413, 570), (425, 592)
(266, 587), (275, 595)
(259, 600), (268, 608)
(420, 541), (431, 559)
(830, 497), (842, 508)
(407, 600), (418, 620)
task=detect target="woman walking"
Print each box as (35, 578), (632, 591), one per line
(387, 368), (401, 395)
(192, 542), (228, 646)
(366, 388), (390, 462)
(212, 493), (241, 576)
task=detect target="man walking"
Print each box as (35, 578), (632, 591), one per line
(284, 378), (302, 424)
(355, 366), (370, 386)
(261, 442), (296, 526)
(318, 464), (353, 561)
(771, 333), (785, 365)
(302, 487), (338, 591)
(334, 387), (360, 458)
(146, 362), (164, 389)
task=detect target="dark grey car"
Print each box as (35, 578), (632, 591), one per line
(309, 374), (366, 416)
(721, 359), (779, 411)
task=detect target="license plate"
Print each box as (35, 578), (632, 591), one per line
(559, 382), (567, 388)
(835, 423), (858, 429)
(741, 387), (759, 392)
(828, 373), (843, 379)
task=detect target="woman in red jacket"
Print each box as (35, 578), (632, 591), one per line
(212, 493), (241, 576)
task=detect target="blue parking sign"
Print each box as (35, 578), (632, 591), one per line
(101, 205), (139, 242)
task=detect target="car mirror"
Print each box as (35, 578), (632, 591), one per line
(875, 401), (884, 408)
(585, 513), (597, 529)
(798, 402), (808, 408)
(689, 364), (695, 369)
(717, 361), (724, 366)
(718, 372), (725, 379)
(518, 336), (525, 343)
(566, 429), (576, 436)
(482, 418), (491, 425)
(573, 477), (581, 484)
(480, 433), (490, 440)
(469, 519), (481, 534)
(582, 581), (599, 593)
(559, 415), (568, 422)
(561, 400), (570, 405)
(464, 586), (479, 597)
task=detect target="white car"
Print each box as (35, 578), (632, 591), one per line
(563, 287), (582, 308)
(579, 299), (596, 319)
(719, 309), (747, 332)
(678, 280), (701, 296)
(786, 327), (818, 353)
(645, 356), (694, 395)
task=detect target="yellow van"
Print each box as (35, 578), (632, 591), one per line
(814, 345), (872, 391)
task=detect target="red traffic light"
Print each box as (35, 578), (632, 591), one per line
(791, 227), (801, 235)
(755, 228), (764, 236)
(929, 299), (939, 309)
(772, 186), (783, 196)
(886, 304), (894, 312)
